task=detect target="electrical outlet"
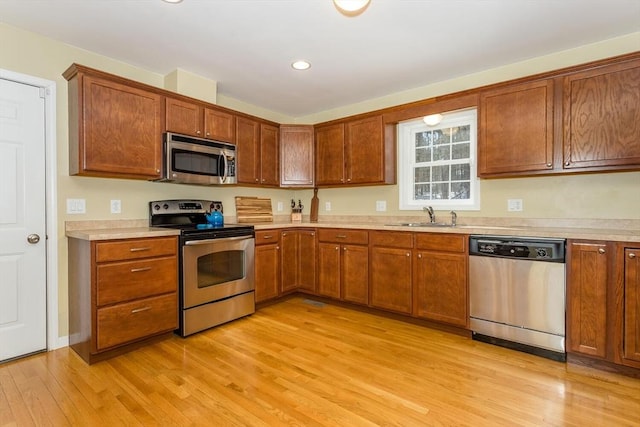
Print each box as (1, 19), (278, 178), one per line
(277, 201), (283, 212)
(507, 199), (523, 212)
(66, 198), (86, 214)
(376, 200), (387, 212)
(110, 199), (122, 214)
(325, 201), (332, 211)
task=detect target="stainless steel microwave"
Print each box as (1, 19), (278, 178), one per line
(157, 132), (236, 185)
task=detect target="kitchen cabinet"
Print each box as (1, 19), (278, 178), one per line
(562, 57), (640, 171)
(479, 79), (555, 176)
(413, 233), (468, 327)
(280, 125), (314, 187)
(254, 231), (281, 303)
(281, 229), (317, 293)
(63, 64), (163, 180)
(317, 229), (369, 303)
(165, 97), (236, 143)
(315, 114), (395, 186)
(236, 118), (279, 186)
(67, 236), (178, 364)
(370, 231), (413, 314)
(566, 241), (610, 359)
(622, 246), (640, 366)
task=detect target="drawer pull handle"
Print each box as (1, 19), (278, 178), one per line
(130, 267), (152, 273)
(598, 248), (606, 254)
(263, 235), (273, 239)
(130, 247), (151, 252)
(131, 306), (151, 314)
(336, 235), (347, 239)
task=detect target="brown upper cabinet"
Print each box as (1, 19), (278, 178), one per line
(280, 125), (314, 187)
(236, 117), (279, 186)
(479, 79), (555, 176)
(563, 58), (640, 171)
(165, 97), (236, 144)
(477, 53), (640, 178)
(315, 114), (395, 187)
(64, 64), (164, 180)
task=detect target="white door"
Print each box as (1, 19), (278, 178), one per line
(0, 78), (47, 362)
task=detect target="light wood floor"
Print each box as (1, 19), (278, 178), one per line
(2, 297), (639, 426)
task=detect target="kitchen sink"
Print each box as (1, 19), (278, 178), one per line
(388, 222), (453, 228)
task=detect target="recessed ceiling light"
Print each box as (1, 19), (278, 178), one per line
(292, 60), (311, 71)
(162, 0), (183, 3)
(334, 0), (370, 15)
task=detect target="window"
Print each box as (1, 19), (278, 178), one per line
(398, 108), (480, 210)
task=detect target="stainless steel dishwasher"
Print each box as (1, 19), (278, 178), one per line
(469, 235), (566, 361)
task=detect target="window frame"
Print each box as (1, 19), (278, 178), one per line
(398, 108), (480, 211)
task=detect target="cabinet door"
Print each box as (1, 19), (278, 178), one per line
(236, 116), (261, 184)
(280, 231), (298, 293)
(166, 97), (203, 137)
(567, 241), (609, 358)
(479, 79), (554, 176)
(254, 244), (280, 303)
(315, 123), (346, 185)
(345, 115), (384, 184)
(204, 108), (235, 143)
(77, 75), (163, 179)
(318, 243), (341, 298)
(370, 246), (412, 314)
(623, 248), (640, 363)
(563, 59), (640, 170)
(341, 245), (369, 305)
(260, 124), (279, 186)
(298, 230), (317, 293)
(414, 251), (468, 327)
(280, 125), (314, 187)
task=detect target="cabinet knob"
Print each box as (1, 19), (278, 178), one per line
(255, 178), (259, 182)
(598, 248), (606, 254)
(630, 253), (637, 259)
(418, 253), (422, 259)
(565, 161), (571, 166)
(276, 246), (280, 250)
(343, 247), (347, 251)
(196, 130), (201, 135)
(546, 163), (552, 167)
(335, 246), (339, 250)
(406, 252), (410, 257)
(206, 132), (211, 137)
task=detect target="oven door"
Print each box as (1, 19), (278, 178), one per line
(182, 235), (255, 308)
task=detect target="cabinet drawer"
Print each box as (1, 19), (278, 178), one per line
(96, 293), (177, 351)
(414, 233), (467, 253)
(255, 230), (281, 245)
(95, 237), (177, 262)
(96, 256), (177, 306)
(318, 229), (368, 244)
(370, 231), (413, 248)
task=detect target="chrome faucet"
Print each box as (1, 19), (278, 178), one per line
(423, 206), (435, 223)
(450, 210), (457, 227)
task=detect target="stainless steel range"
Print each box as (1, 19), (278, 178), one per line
(149, 200), (255, 336)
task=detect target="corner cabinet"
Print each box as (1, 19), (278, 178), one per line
(63, 64), (163, 180)
(315, 114), (395, 187)
(67, 236), (178, 364)
(478, 79), (555, 176)
(165, 97), (236, 143)
(236, 118), (279, 186)
(281, 229), (317, 294)
(280, 125), (314, 187)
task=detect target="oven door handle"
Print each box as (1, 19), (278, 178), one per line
(184, 235), (254, 246)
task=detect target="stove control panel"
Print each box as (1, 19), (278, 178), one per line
(150, 200), (223, 215)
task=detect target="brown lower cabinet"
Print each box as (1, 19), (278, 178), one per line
(370, 231), (413, 314)
(68, 236), (178, 364)
(281, 229), (317, 294)
(254, 230), (281, 303)
(317, 229), (369, 303)
(622, 246), (640, 367)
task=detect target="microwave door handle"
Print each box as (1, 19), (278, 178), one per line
(220, 154), (228, 183)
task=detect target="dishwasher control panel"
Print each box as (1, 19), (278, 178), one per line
(469, 236), (565, 262)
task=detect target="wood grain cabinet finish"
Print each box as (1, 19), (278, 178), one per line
(317, 229), (369, 303)
(68, 236), (178, 364)
(563, 58), (640, 171)
(413, 234), (468, 327)
(370, 231), (413, 314)
(479, 79), (555, 176)
(236, 118), (279, 186)
(281, 229), (317, 293)
(280, 125), (314, 187)
(566, 241), (610, 358)
(165, 97), (236, 144)
(315, 115), (394, 187)
(63, 64), (163, 180)
(623, 247), (640, 366)
(254, 231), (281, 303)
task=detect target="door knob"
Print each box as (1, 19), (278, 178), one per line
(27, 234), (40, 244)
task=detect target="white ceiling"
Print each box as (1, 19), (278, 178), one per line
(1, 0), (639, 117)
